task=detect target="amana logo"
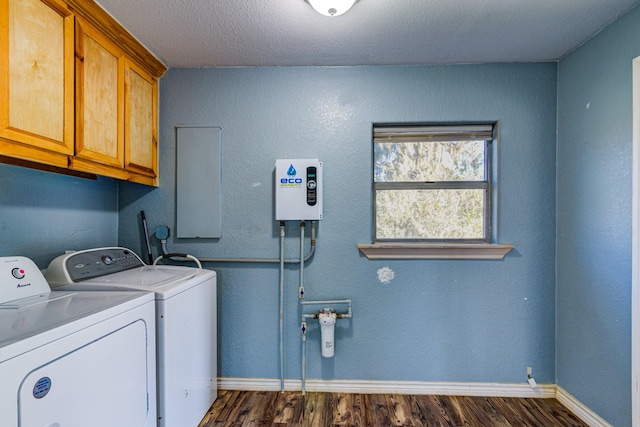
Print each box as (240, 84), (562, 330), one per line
(17, 283), (31, 288)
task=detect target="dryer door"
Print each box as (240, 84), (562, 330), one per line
(18, 320), (149, 427)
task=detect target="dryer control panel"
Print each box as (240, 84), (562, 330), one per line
(0, 256), (51, 304)
(46, 248), (145, 285)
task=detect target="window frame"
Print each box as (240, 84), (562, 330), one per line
(372, 123), (495, 244)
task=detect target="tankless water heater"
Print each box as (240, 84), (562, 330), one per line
(275, 159), (323, 221)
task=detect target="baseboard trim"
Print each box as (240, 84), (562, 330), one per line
(218, 378), (614, 426)
(218, 377), (555, 398)
(555, 386), (613, 427)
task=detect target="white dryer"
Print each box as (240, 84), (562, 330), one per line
(0, 255), (156, 427)
(46, 247), (217, 427)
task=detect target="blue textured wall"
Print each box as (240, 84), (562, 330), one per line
(118, 64), (558, 385)
(0, 163), (119, 267)
(557, 6), (640, 426)
(0, 9), (636, 423)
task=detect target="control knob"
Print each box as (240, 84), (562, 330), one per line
(11, 268), (25, 279)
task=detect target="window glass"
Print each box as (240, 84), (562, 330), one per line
(373, 124), (493, 242)
(375, 188), (485, 240)
(374, 140), (485, 182)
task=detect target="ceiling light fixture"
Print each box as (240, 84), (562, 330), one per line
(307, 0), (357, 17)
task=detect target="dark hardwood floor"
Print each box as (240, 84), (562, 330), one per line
(198, 390), (588, 426)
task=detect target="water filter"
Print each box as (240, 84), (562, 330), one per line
(318, 309), (337, 358)
(275, 159), (323, 221)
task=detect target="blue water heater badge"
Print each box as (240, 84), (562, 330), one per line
(280, 164), (304, 187)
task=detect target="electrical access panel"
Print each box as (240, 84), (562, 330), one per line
(275, 159), (323, 221)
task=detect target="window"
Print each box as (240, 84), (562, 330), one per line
(373, 124), (494, 243)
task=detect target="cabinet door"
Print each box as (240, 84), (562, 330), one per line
(73, 17), (126, 175)
(0, 0), (74, 166)
(124, 58), (158, 181)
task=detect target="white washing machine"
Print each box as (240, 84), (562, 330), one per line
(45, 247), (217, 427)
(0, 255), (156, 427)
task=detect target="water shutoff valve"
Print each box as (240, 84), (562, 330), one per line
(318, 308), (337, 358)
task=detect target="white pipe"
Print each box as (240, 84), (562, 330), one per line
(299, 222), (306, 393)
(299, 222), (305, 299)
(163, 221), (317, 264)
(302, 339), (306, 394)
(300, 299), (352, 307)
(300, 300), (352, 319)
(197, 251), (313, 264)
(301, 320), (307, 395)
(300, 299), (353, 319)
(279, 222), (285, 393)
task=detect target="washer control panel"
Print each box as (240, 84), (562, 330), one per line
(46, 247), (145, 284)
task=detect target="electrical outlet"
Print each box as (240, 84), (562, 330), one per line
(527, 366), (532, 376)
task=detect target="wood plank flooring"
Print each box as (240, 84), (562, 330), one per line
(198, 390), (588, 426)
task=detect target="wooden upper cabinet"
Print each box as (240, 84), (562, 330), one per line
(0, 0), (74, 167)
(124, 58), (158, 182)
(66, 0), (165, 186)
(72, 17), (127, 178)
(1, 0), (166, 185)
(71, 19), (160, 185)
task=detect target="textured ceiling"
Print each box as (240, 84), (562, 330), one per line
(95, 0), (640, 68)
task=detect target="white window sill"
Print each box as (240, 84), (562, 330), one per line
(357, 243), (514, 260)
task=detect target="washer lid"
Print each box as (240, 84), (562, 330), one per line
(90, 265), (198, 287)
(66, 265), (211, 298)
